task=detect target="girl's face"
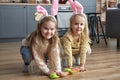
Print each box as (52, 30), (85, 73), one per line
(71, 15), (85, 36)
(41, 21), (56, 40)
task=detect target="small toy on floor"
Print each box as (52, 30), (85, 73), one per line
(49, 68), (80, 79)
(64, 68), (80, 75)
(49, 73), (59, 79)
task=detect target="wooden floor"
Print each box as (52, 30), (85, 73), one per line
(0, 39), (120, 80)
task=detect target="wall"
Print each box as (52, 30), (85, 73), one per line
(96, 0), (118, 21)
(77, 0), (96, 13)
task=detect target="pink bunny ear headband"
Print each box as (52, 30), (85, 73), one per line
(68, 0), (84, 14)
(35, 0), (58, 21)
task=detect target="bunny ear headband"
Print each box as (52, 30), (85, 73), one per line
(35, 0), (58, 21)
(68, 0), (84, 14)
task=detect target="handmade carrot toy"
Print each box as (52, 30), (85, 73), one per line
(71, 68), (80, 73)
(49, 68), (80, 79)
(64, 68), (80, 75)
(64, 68), (74, 75)
(49, 73), (59, 79)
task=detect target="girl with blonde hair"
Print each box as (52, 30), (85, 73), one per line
(61, 0), (91, 72)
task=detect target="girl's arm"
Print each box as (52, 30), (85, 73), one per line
(61, 37), (73, 68)
(79, 43), (89, 71)
(54, 44), (62, 72)
(32, 46), (50, 75)
(54, 44), (67, 77)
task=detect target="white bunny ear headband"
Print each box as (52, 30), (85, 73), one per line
(35, 0), (58, 21)
(68, 0), (84, 14)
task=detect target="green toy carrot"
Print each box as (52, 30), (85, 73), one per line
(64, 68), (80, 75)
(49, 68), (80, 79)
(49, 73), (59, 79)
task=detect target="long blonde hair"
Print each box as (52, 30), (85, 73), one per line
(70, 13), (91, 43)
(27, 16), (60, 68)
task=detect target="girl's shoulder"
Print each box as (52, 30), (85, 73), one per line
(61, 30), (73, 41)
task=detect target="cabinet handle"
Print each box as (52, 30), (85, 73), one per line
(24, 6), (26, 8)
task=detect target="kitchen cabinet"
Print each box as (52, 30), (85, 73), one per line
(0, 4), (51, 42)
(0, 5), (27, 38)
(26, 5), (51, 34)
(26, 5), (37, 34)
(0, 2), (96, 42)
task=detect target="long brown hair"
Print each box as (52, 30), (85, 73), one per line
(27, 16), (60, 68)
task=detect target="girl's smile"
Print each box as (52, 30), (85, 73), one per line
(41, 21), (56, 39)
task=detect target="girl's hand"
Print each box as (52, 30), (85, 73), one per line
(46, 70), (55, 76)
(71, 67), (80, 72)
(79, 66), (86, 72)
(56, 71), (67, 77)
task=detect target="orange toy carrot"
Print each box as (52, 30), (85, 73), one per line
(71, 68), (80, 73)
(65, 72), (70, 75)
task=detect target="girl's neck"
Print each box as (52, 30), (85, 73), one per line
(43, 39), (49, 45)
(43, 38), (49, 43)
(73, 35), (80, 42)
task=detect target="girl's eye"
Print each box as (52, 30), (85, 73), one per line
(44, 27), (48, 30)
(51, 28), (55, 31)
(80, 23), (84, 25)
(43, 26), (55, 31)
(51, 28), (54, 31)
(74, 23), (84, 26)
(74, 23), (78, 25)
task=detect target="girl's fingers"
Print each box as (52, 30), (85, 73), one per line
(56, 72), (67, 77)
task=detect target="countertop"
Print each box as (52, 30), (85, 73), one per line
(0, 3), (70, 6)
